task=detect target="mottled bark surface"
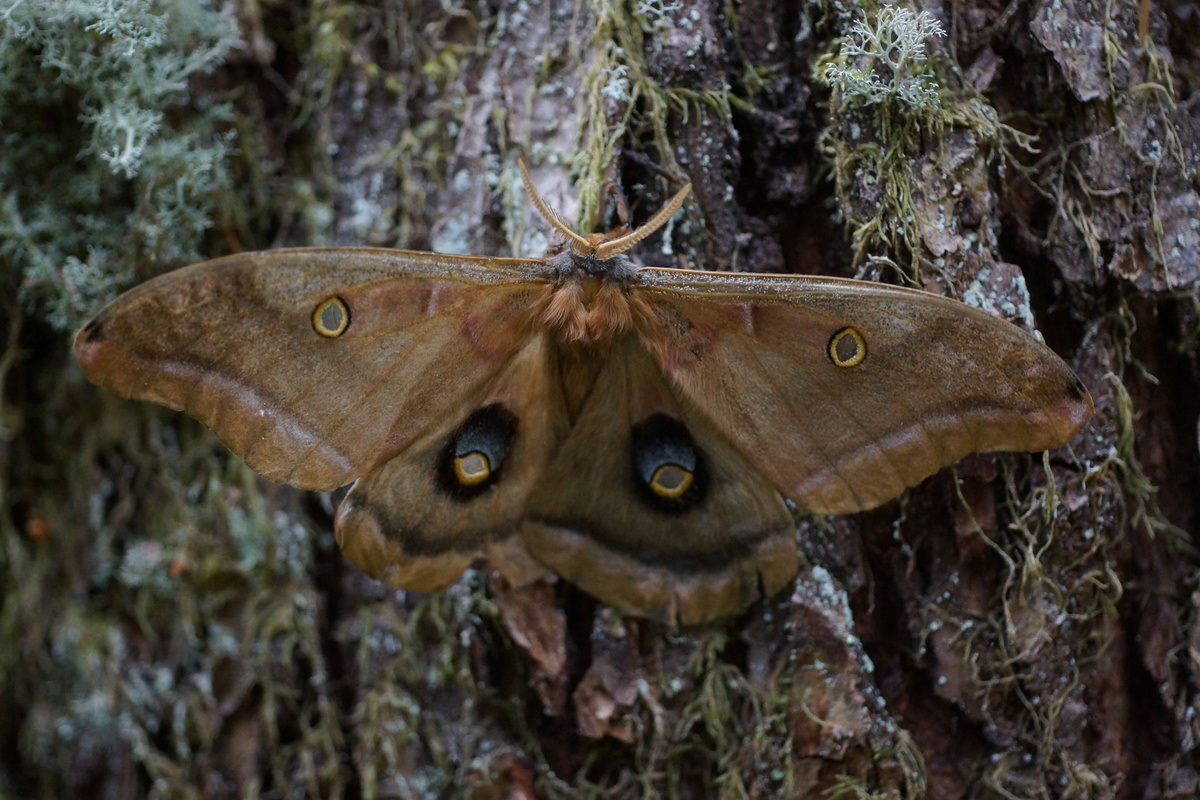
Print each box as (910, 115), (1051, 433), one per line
(1, 0), (1198, 798)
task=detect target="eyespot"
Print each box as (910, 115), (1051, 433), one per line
(436, 404), (518, 500)
(453, 452), (492, 486)
(313, 297), (350, 338)
(631, 413), (706, 513)
(828, 326), (866, 367)
(649, 464), (694, 499)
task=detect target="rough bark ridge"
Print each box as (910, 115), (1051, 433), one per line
(1, 0), (1197, 797)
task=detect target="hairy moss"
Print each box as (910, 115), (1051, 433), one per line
(571, 0), (727, 230)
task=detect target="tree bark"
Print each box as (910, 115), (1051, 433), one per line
(2, 0), (1198, 798)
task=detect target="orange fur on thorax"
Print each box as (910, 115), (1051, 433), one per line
(539, 275), (633, 345)
(537, 274), (639, 420)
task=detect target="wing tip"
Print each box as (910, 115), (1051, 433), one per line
(1062, 372), (1095, 436)
(73, 316), (111, 379)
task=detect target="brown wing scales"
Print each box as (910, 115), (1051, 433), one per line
(634, 268), (1093, 514)
(75, 248), (556, 490)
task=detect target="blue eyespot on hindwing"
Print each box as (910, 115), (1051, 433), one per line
(630, 413), (707, 513)
(436, 403), (518, 500)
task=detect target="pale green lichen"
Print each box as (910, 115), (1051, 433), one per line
(821, 7), (945, 110)
(817, 5), (1037, 276)
(0, 0), (238, 330)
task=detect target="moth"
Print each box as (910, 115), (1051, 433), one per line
(74, 161), (1093, 625)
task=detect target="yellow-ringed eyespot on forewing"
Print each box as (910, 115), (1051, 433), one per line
(312, 296), (350, 337)
(828, 326), (866, 368)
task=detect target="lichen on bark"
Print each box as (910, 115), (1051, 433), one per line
(2, 0), (1198, 797)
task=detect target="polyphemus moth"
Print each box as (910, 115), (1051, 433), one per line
(75, 160), (1093, 625)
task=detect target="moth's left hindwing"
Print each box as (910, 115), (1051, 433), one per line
(335, 334), (570, 592)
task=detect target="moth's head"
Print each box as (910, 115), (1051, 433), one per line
(517, 158), (691, 265)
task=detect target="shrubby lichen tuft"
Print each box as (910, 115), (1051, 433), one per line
(0, 0), (238, 331)
(821, 7), (945, 110)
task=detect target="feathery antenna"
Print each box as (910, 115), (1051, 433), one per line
(516, 157), (691, 259)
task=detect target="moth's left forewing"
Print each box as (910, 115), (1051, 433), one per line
(75, 248), (557, 491)
(633, 268), (1093, 515)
